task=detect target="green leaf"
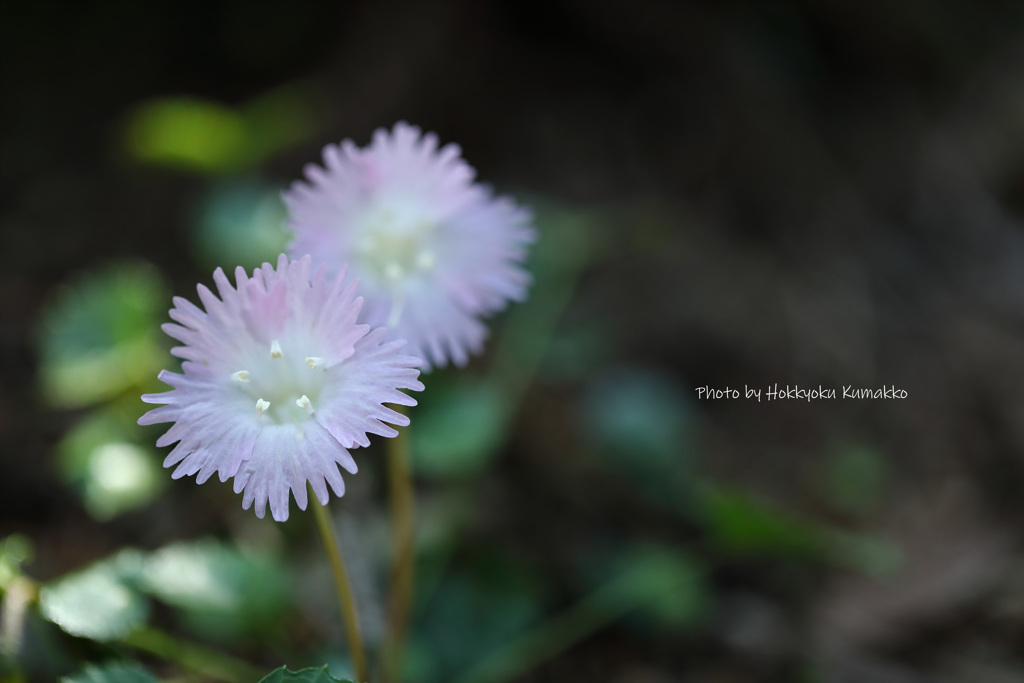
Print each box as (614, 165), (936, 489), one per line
(242, 85), (319, 163)
(258, 665), (354, 683)
(699, 484), (902, 573)
(581, 367), (694, 505)
(37, 262), (169, 408)
(0, 534), (33, 589)
(412, 378), (507, 479)
(608, 546), (707, 628)
(124, 87), (318, 174)
(126, 98), (249, 173)
(699, 485), (826, 559)
(829, 531), (903, 576)
(825, 443), (890, 516)
(488, 198), (607, 407)
(419, 557), (545, 677)
(191, 179), (290, 271)
(60, 661), (157, 683)
(141, 539), (291, 642)
(56, 409), (164, 521)
(39, 551), (148, 641)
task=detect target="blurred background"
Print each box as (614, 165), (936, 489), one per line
(4, 1), (1024, 681)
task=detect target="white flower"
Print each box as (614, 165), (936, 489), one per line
(139, 255), (424, 521)
(284, 122), (535, 369)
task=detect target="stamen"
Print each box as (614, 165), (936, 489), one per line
(270, 340), (283, 358)
(305, 356), (324, 370)
(384, 263), (404, 281)
(256, 398), (271, 414)
(295, 394), (314, 413)
(231, 370), (250, 382)
(415, 250), (435, 271)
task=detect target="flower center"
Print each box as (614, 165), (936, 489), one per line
(354, 207), (438, 326)
(230, 340), (326, 436)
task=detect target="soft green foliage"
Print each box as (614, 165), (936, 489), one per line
(451, 545), (705, 683)
(700, 484), (902, 574)
(418, 555), (546, 679)
(56, 409), (164, 521)
(125, 86), (317, 174)
(825, 442), (890, 515)
(0, 534), (32, 590)
(192, 179), (291, 271)
(60, 661), (157, 683)
(829, 531), (903, 577)
(700, 485), (827, 559)
(412, 377), (507, 479)
(142, 539), (291, 642)
(258, 665), (354, 683)
(127, 98), (247, 171)
(37, 262), (169, 408)
(39, 551), (148, 641)
(490, 199), (606, 401)
(581, 367), (694, 505)
(608, 545), (707, 628)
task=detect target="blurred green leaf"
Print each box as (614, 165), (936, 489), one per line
(825, 443), (890, 516)
(607, 546), (707, 629)
(39, 550), (148, 641)
(581, 367), (694, 505)
(142, 539), (291, 642)
(452, 545), (701, 683)
(57, 409), (164, 521)
(700, 485), (902, 573)
(412, 378), (507, 479)
(37, 262), (168, 409)
(126, 98), (248, 172)
(125, 86), (318, 174)
(700, 486), (825, 560)
(258, 666), (353, 683)
(243, 85), (319, 163)
(540, 324), (611, 384)
(420, 557), (545, 679)
(829, 531), (903, 576)
(490, 198), (607, 406)
(192, 179), (290, 271)
(60, 661), (156, 683)
(0, 535), (33, 590)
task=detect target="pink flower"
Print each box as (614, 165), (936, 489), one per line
(139, 255), (423, 521)
(283, 122), (535, 369)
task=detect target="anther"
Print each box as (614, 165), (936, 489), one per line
(256, 398), (271, 414)
(295, 395), (314, 413)
(270, 340), (283, 358)
(305, 356), (324, 370)
(415, 250), (435, 271)
(231, 370), (250, 382)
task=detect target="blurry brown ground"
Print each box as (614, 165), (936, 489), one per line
(5, 1), (1024, 681)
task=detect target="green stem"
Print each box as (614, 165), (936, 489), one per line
(382, 420), (415, 682)
(122, 626), (264, 682)
(311, 489), (368, 683)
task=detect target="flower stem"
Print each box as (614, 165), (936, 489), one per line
(383, 419), (415, 682)
(311, 488), (367, 683)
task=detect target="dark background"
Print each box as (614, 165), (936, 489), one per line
(5, 1), (1024, 681)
